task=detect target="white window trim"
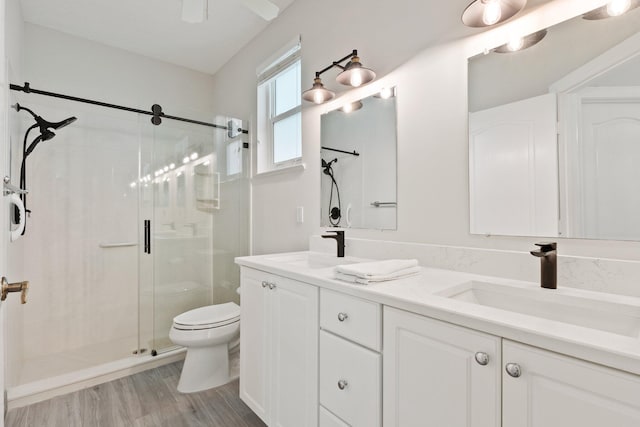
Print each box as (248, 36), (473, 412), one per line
(256, 40), (302, 176)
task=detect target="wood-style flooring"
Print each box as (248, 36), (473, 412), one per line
(6, 361), (266, 427)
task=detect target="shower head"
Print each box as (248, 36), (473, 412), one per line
(15, 103), (77, 156)
(322, 158), (337, 175)
(41, 116), (77, 131)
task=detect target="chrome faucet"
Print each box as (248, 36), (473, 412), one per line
(322, 230), (345, 258)
(530, 242), (557, 289)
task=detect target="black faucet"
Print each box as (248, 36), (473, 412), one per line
(530, 242), (557, 289)
(322, 230), (345, 257)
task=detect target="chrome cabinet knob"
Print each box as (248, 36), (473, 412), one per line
(261, 281), (269, 288)
(474, 352), (489, 366)
(337, 312), (349, 322)
(505, 363), (522, 378)
(268, 282), (276, 290)
(337, 379), (348, 390)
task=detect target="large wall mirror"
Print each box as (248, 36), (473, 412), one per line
(321, 89), (397, 230)
(468, 6), (640, 241)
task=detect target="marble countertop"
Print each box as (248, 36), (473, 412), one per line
(236, 251), (640, 376)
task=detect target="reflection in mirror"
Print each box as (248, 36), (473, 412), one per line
(320, 89), (397, 230)
(468, 7), (640, 241)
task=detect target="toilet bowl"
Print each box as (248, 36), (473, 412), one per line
(169, 302), (240, 393)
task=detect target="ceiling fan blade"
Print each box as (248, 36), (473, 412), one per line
(237, 0), (280, 21)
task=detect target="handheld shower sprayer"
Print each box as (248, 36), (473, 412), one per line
(14, 103), (77, 235)
(321, 157), (342, 226)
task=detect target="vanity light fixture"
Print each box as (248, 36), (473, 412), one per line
(302, 49), (376, 104)
(302, 77), (335, 104)
(583, 0), (639, 19)
(462, 0), (527, 27)
(493, 29), (547, 53)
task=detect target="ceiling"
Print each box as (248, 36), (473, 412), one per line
(19, 0), (558, 76)
(19, 0), (297, 75)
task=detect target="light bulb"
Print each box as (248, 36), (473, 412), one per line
(350, 70), (363, 87)
(183, 156), (190, 164)
(313, 90), (324, 104)
(130, 182), (137, 188)
(482, 0), (502, 25)
(379, 87), (393, 99)
(343, 103), (354, 113)
(507, 37), (524, 51)
(169, 163), (175, 170)
(190, 152), (198, 160)
(607, 0), (631, 16)
(163, 166), (169, 172)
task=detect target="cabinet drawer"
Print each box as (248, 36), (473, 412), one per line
(320, 289), (381, 351)
(319, 406), (350, 427)
(320, 331), (381, 427)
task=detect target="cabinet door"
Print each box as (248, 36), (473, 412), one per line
(383, 307), (501, 427)
(271, 276), (319, 427)
(503, 340), (640, 427)
(239, 268), (271, 423)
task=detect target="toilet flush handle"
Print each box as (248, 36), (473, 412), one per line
(1, 277), (29, 304)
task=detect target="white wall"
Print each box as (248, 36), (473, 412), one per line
(22, 23), (216, 120)
(210, 0), (640, 263)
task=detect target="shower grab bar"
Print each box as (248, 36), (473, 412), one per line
(3, 176), (28, 196)
(370, 201), (397, 208)
(99, 242), (138, 248)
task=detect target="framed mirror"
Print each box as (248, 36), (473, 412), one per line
(468, 6), (640, 241)
(321, 88), (398, 230)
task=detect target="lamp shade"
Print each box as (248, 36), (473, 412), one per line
(336, 57), (376, 87)
(583, 0), (639, 20)
(493, 29), (547, 53)
(462, 0), (527, 27)
(302, 77), (336, 104)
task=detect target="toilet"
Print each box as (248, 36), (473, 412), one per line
(169, 302), (240, 393)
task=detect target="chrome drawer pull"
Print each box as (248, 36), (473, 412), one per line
(505, 363), (522, 378)
(337, 379), (348, 390)
(337, 312), (349, 322)
(475, 352), (489, 366)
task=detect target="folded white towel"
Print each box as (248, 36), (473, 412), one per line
(334, 266), (421, 285)
(335, 259), (419, 278)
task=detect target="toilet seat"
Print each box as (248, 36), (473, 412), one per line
(173, 302), (240, 331)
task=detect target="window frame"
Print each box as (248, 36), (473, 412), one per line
(256, 40), (302, 175)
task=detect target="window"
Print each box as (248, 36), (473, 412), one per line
(257, 39), (302, 174)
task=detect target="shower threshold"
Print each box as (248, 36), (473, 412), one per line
(7, 347), (186, 410)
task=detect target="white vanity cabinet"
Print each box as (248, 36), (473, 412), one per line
(319, 289), (382, 427)
(502, 340), (640, 427)
(239, 267), (319, 427)
(383, 306), (502, 427)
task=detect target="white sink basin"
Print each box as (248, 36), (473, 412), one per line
(264, 252), (359, 269)
(438, 281), (640, 338)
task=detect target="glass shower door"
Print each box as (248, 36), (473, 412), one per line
(139, 119), (214, 353)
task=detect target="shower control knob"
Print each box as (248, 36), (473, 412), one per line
(337, 312), (349, 322)
(268, 282), (276, 290)
(261, 281), (269, 288)
(337, 379), (348, 390)
(475, 352), (490, 366)
(505, 363), (522, 378)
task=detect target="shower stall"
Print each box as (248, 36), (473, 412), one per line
(5, 95), (249, 397)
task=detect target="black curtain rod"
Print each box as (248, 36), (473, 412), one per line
(9, 82), (249, 135)
(321, 146), (360, 156)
